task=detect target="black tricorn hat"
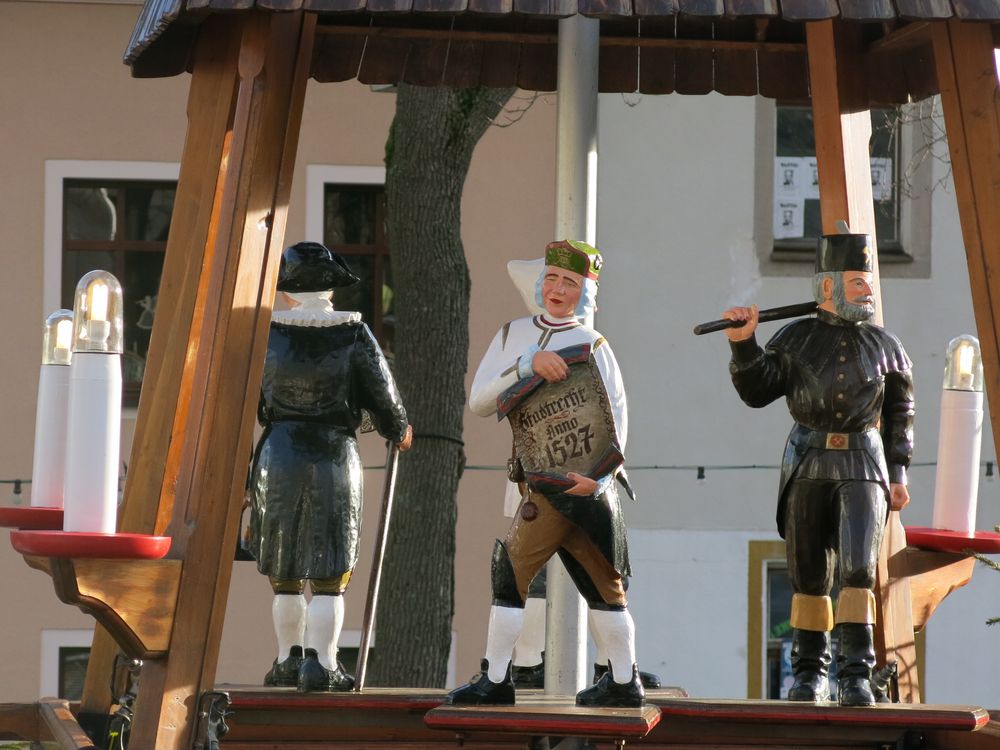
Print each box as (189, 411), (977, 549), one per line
(816, 233), (872, 274)
(277, 241), (360, 292)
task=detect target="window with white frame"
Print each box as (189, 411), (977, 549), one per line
(306, 165), (394, 355)
(45, 161), (180, 407)
(40, 628), (93, 700)
(753, 100), (931, 278)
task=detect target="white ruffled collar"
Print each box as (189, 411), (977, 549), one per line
(271, 291), (361, 328)
(271, 309), (361, 327)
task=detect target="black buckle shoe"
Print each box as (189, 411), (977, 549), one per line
(838, 676), (876, 707)
(264, 645), (303, 687)
(512, 662), (545, 689)
(592, 662), (661, 690)
(297, 648), (355, 692)
(445, 659), (515, 705)
(576, 663), (644, 708)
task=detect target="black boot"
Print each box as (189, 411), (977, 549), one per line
(264, 645), (304, 687)
(445, 659), (515, 705)
(787, 629), (831, 702)
(512, 661), (545, 689)
(576, 663), (644, 708)
(593, 662), (661, 689)
(297, 648), (355, 692)
(837, 623), (877, 707)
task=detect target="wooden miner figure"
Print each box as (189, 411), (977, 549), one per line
(722, 234), (914, 707)
(446, 240), (645, 708)
(249, 242), (412, 692)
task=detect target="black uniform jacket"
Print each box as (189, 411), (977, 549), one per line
(729, 310), (914, 537)
(250, 321), (407, 580)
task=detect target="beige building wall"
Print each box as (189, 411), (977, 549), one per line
(0, 1), (556, 700)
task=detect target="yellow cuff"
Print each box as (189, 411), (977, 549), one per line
(835, 587), (876, 625)
(790, 593), (834, 632)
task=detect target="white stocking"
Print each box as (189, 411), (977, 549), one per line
(306, 594), (344, 669)
(513, 597), (546, 667)
(589, 609), (636, 684)
(484, 605), (524, 682)
(272, 593), (306, 661)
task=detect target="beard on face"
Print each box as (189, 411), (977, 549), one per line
(833, 275), (875, 322)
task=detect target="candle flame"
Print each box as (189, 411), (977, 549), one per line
(55, 318), (73, 352)
(958, 343), (975, 377)
(89, 281), (109, 323)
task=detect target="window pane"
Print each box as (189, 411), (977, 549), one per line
(774, 106), (899, 246)
(58, 646), (90, 700)
(122, 251), (165, 386)
(65, 186), (118, 241)
(382, 257), (395, 356)
(324, 187), (378, 245)
(125, 185), (175, 242)
(334, 255), (375, 324)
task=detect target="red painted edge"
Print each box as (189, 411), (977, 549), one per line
(9, 530), (172, 559)
(424, 709), (660, 737)
(0, 506), (64, 530)
(905, 526), (1000, 554)
(656, 702), (990, 731)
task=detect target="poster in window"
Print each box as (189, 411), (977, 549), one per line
(870, 158), (893, 201)
(803, 157), (820, 200)
(774, 158), (805, 199)
(773, 199), (804, 239)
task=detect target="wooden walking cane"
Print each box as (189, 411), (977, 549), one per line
(355, 441), (400, 691)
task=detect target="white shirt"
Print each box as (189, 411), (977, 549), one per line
(469, 314), (628, 516)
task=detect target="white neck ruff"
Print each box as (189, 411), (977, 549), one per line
(272, 291), (361, 327)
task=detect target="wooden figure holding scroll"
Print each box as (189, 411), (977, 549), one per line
(722, 234), (914, 707)
(248, 242), (412, 692)
(446, 240), (644, 708)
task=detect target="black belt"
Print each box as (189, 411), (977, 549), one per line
(791, 424), (878, 451)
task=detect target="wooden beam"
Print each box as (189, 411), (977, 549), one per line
(806, 19), (921, 704)
(316, 22), (804, 51)
(120, 11), (315, 750)
(933, 20), (1000, 488)
(79, 9), (247, 718)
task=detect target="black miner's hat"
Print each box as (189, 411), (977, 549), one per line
(277, 241), (360, 292)
(816, 233), (872, 274)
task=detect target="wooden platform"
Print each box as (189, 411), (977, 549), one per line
(209, 687), (994, 750)
(425, 694), (663, 739)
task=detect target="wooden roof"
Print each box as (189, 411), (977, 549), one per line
(126, 1), (996, 101)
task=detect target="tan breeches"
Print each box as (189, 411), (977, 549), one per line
(506, 491), (626, 608)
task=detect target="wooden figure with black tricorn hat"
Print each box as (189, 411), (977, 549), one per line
(248, 241), (412, 693)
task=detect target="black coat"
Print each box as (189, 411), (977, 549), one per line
(729, 310), (914, 537)
(249, 320), (407, 580)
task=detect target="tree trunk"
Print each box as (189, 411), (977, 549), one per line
(370, 84), (514, 687)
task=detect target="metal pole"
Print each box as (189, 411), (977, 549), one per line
(354, 442), (400, 691)
(546, 12), (600, 701)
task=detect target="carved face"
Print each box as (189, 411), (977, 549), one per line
(834, 270), (875, 321)
(541, 266), (584, 318)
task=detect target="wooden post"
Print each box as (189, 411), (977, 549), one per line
(115, 11), (315, 750)
(932, 20), (1000, 479)
(79, 12), (248, 720)
(806, 19), (920, 703)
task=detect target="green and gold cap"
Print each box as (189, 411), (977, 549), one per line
(545, 240), (603, 280)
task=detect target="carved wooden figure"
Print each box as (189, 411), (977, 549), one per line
(721, 234), (915, 707)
